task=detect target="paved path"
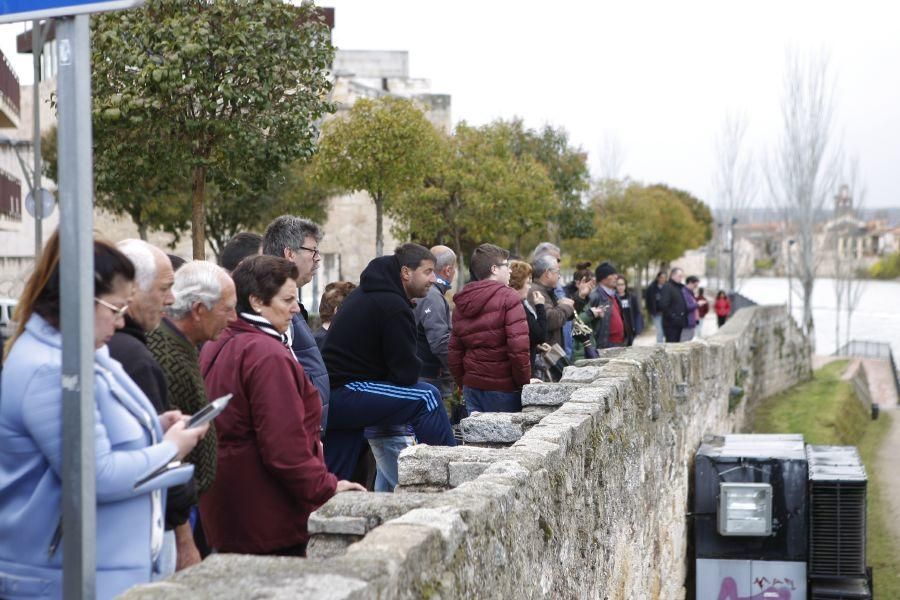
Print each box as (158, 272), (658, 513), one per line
(875, 408), (900, 548)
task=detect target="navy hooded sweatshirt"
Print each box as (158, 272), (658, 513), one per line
(322, 255), (422, 388)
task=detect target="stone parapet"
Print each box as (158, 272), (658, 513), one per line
(124, 305), (810, 599)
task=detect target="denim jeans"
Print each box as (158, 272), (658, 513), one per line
(463, 386), (522, 413)
(368, 435), (416, 492)
(653, 314), (664, 343)
(152, 530), (176, 581)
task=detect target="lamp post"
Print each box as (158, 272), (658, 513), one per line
(787, 238), (796, 321)
(33, 20), (44, 259)
(729, 217), (737, 295)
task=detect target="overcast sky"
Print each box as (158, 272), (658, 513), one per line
(2, 0), (898, 208)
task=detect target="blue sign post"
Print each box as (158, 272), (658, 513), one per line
(0, 0), (142, 23)
(1, 2), (144, 599)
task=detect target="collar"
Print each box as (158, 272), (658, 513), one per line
(435, 276), (451, 291)
(239, 312), (290, 347)
(600, 284), (616, 297)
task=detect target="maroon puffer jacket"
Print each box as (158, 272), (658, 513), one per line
(449, 280), (531, 392)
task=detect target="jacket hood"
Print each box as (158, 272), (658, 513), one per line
(453, 280), (508, 318)
(360, 255), (409, 300)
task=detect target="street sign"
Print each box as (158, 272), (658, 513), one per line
(25, 187), (55, 218)
(0, 0), (143, 23)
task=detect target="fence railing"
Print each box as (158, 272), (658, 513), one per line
(835, 339), (900, 400)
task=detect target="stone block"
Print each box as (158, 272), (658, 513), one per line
(307, 534), (362, 560)
(459, 412), (524, 443)
(448, 461), (491, 487)
(397, 444), (501, 487)
(560, 365), (605, 383)
(521, 383), (582, 406)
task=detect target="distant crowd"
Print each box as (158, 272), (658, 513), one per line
(0, 215), (733, 598)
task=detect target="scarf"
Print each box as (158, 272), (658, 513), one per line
(240, 312), (291, 348)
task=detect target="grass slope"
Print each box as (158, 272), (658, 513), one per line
(748, 359), (900, 597)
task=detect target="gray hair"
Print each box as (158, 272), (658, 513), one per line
(532, 254), (558, 279)
(434, 248), (457, 271)
(261, 215), (323, 257)
(167, 261), (227, 320)
(531, 241), (560, 261)
(116, 239), (157, 291)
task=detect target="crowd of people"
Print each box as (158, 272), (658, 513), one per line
(0, 216), (734, 598)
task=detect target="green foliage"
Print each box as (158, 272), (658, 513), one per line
(313, 96), (441, 256)
(485, 119), (592, 243)
(388, 121), (557, 263)
(647, 183), (713, 244)
(90, 0), (335, 256)
(567, 181), (704, 270)
(869, 251), (900, 280)
(754, 257), (774, 271)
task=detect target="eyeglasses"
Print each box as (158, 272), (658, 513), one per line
(297, 245), (320, 259)
(95, 298), (128, 318)
(494, 262), (509, 269)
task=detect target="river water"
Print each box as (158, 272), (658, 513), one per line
(718, 277), (900, 357)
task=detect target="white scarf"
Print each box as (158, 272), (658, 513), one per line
(240, 311), (290, 347)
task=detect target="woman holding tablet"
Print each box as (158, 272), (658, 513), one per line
(0, 232), (206, 599)
(199, 255), (363, 557)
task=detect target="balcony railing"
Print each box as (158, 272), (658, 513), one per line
(0, 168), (22, 221)
(0, 50), (21, 117)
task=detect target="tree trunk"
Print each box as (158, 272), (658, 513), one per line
(375, 192), (384, 258)
(454, 228), (464, 289)
(137, 220), (148, 241)
(191, 165), (207, 260)
(803, 277), (815, 353)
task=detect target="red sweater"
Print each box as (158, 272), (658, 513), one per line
(714, 297), (732, 317)
(449, 280), (531, 392)
(199, 319), (337, 553)
(605, 289), (625, 344)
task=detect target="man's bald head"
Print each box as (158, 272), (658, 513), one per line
(430, 245), (457, 281)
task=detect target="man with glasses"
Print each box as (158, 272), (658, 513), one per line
(530, 254), (575, 352)
(262, 215), (331, 437)
(109, 239), (198, 576)
(449, 244), (530, 413)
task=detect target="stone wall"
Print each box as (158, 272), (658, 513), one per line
(124, 305), (810, 600)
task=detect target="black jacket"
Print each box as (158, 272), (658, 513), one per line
(108, 315), (197, 529)
(323, 255), (421, 388)
(645, 281), (664, 316)
(657, 281), (688, 328)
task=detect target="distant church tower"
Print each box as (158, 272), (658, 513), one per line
(834, 184), (854, 218)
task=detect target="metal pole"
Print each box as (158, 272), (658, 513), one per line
(57, 15), (96, 600)
(32, 20), (43, 259)
(729, 217), (737, 294)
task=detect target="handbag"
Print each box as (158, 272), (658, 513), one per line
(537, 342), (571, 382)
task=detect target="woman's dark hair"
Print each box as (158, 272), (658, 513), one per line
(6, 231), (135, 356)
(318, 281), (357, 323)
(716, 290), (727, 299)
(572, 261), (593, 283)
(231, 255), (299, 313)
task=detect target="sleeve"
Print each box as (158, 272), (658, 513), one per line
(23, 365), (188, 503)
(505, 298), (532, 387)
(381, 307), (422, 386)
(418, 295), (451, 369)
(448, 311), (465, 387)
(246, 352), (338, 506)
(122, 355), (170, 414)
(544, 293), (574, 332)
(530, 303), (548, 346)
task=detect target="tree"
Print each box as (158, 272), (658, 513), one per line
(91, 0), (335, 258)
(314, 96), (441, 257)
(43, 125), (191, 241)
(711, 112), (757, 291)
(388, 122), (556, 281)
(204, 160), (332, 258)
(767, 51), (842, 351)
(492, 119), (592, 243)
(647, 183), (713, 243)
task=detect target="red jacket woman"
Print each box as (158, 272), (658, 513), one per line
(199, 256), (360, 556)
(714, 291), (732, 328)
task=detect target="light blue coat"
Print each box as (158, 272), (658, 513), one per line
(0, 315), (193, 599)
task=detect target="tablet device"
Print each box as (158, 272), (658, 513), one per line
(187, 393), (233, 429)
